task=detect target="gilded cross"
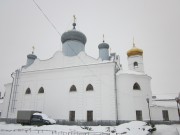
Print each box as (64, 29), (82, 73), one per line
(73, 15), (76, 23)
(133, 37), (135, 47)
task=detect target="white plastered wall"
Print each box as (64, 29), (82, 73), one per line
(116, 73), (152, 121)
(6, 60), (117, 121)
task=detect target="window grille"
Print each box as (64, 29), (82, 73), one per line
(69, 111), (75, 121)
(136, 110), (143, 121)
(87, 111), (93, 122)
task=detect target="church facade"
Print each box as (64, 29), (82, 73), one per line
(1, 21), (179, 125)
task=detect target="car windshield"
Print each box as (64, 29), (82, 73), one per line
(33, 113), (48, 119)
(32, 115), (42, 120)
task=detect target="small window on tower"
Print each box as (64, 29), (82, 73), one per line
(70, 85), (77, 92)
(25, 88), (31, 94)
(133, 83), (141, 90)
(134, 62), (138, 68)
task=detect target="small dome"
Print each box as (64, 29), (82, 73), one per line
(98, 42), (109, 49)
(61, 29), (87, 44)
(27, 54), (37, 59)
(127, 46), (143, 57)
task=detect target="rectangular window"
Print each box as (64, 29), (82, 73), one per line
(136, 110), (143, 121)
(69, 111), (75, 121)
(87, 111), (93, 122)
(162, 110), (169, 121)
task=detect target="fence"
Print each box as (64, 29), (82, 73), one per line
(0, 129), (110, 135)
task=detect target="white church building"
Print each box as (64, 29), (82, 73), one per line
(1, 21), (179, 125)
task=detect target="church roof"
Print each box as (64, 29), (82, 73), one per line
(61, 29), (87, 44)
(116, 70), (147, 76)
(22, 51), (113, 72)
(127, 46), (143, 57)
(61, 20), (87, 44)
(151, 100), (176, 108)
(127, 41), (143, 57)
(98, 42), (109, 49)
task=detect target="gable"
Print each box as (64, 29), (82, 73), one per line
(22, 51), (100, 72)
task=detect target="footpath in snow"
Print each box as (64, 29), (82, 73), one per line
(0, 121), (179, 135)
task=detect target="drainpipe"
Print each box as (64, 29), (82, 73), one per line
(6, 72), (14, 121)
(114, 62), (119, 125)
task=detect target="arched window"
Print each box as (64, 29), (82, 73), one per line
(134, 62), (138, 68)
(86, 84), (93, 91)
(25, 88), (31, 94)
(133, 83), (141, 90)
(38, 87), (44, 94)
(70, 85), (77, 92)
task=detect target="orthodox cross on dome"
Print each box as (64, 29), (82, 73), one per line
(133, 37), (135, 47)
(73, 15), (76, 29)
(73, 15), (76, 23)
(103, 34), (105, 42)
(32, 46), (35, 54)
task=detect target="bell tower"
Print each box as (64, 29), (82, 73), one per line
(127, 39), (144, 72)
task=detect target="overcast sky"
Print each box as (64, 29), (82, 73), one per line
(0, 0), (180, 97)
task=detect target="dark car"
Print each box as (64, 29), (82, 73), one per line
(31, 113), (56, 126)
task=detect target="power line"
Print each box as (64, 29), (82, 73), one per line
(32, 0), (115, 90)
(32, 0), (61, 37)
(32, 0), (101, 79)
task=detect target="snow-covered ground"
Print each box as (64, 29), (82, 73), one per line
(0, 121), (179, 135)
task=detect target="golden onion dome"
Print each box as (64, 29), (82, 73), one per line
(127, 43), (143, 57)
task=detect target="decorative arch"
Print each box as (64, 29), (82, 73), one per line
(86, 84), (94, 91)
(25, 88), (31, 94)
(133, 83), (141, 90)
(38, 87), (44, 94)
(70, 85), (77, 92)
(134, 62), (138, 68)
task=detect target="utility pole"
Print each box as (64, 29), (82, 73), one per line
(146, 98), (152, 125)
(175, 94), (180, 121)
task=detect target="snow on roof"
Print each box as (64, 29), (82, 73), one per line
(151, 93), (178, 108)
(151, 100), (177, 108)
(0, 99), (3, 104)
(33, 113), (56, 124)
(22, 51), (114, 72)
(116, 70), (147, 76)
(152, 93), (178, 101)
